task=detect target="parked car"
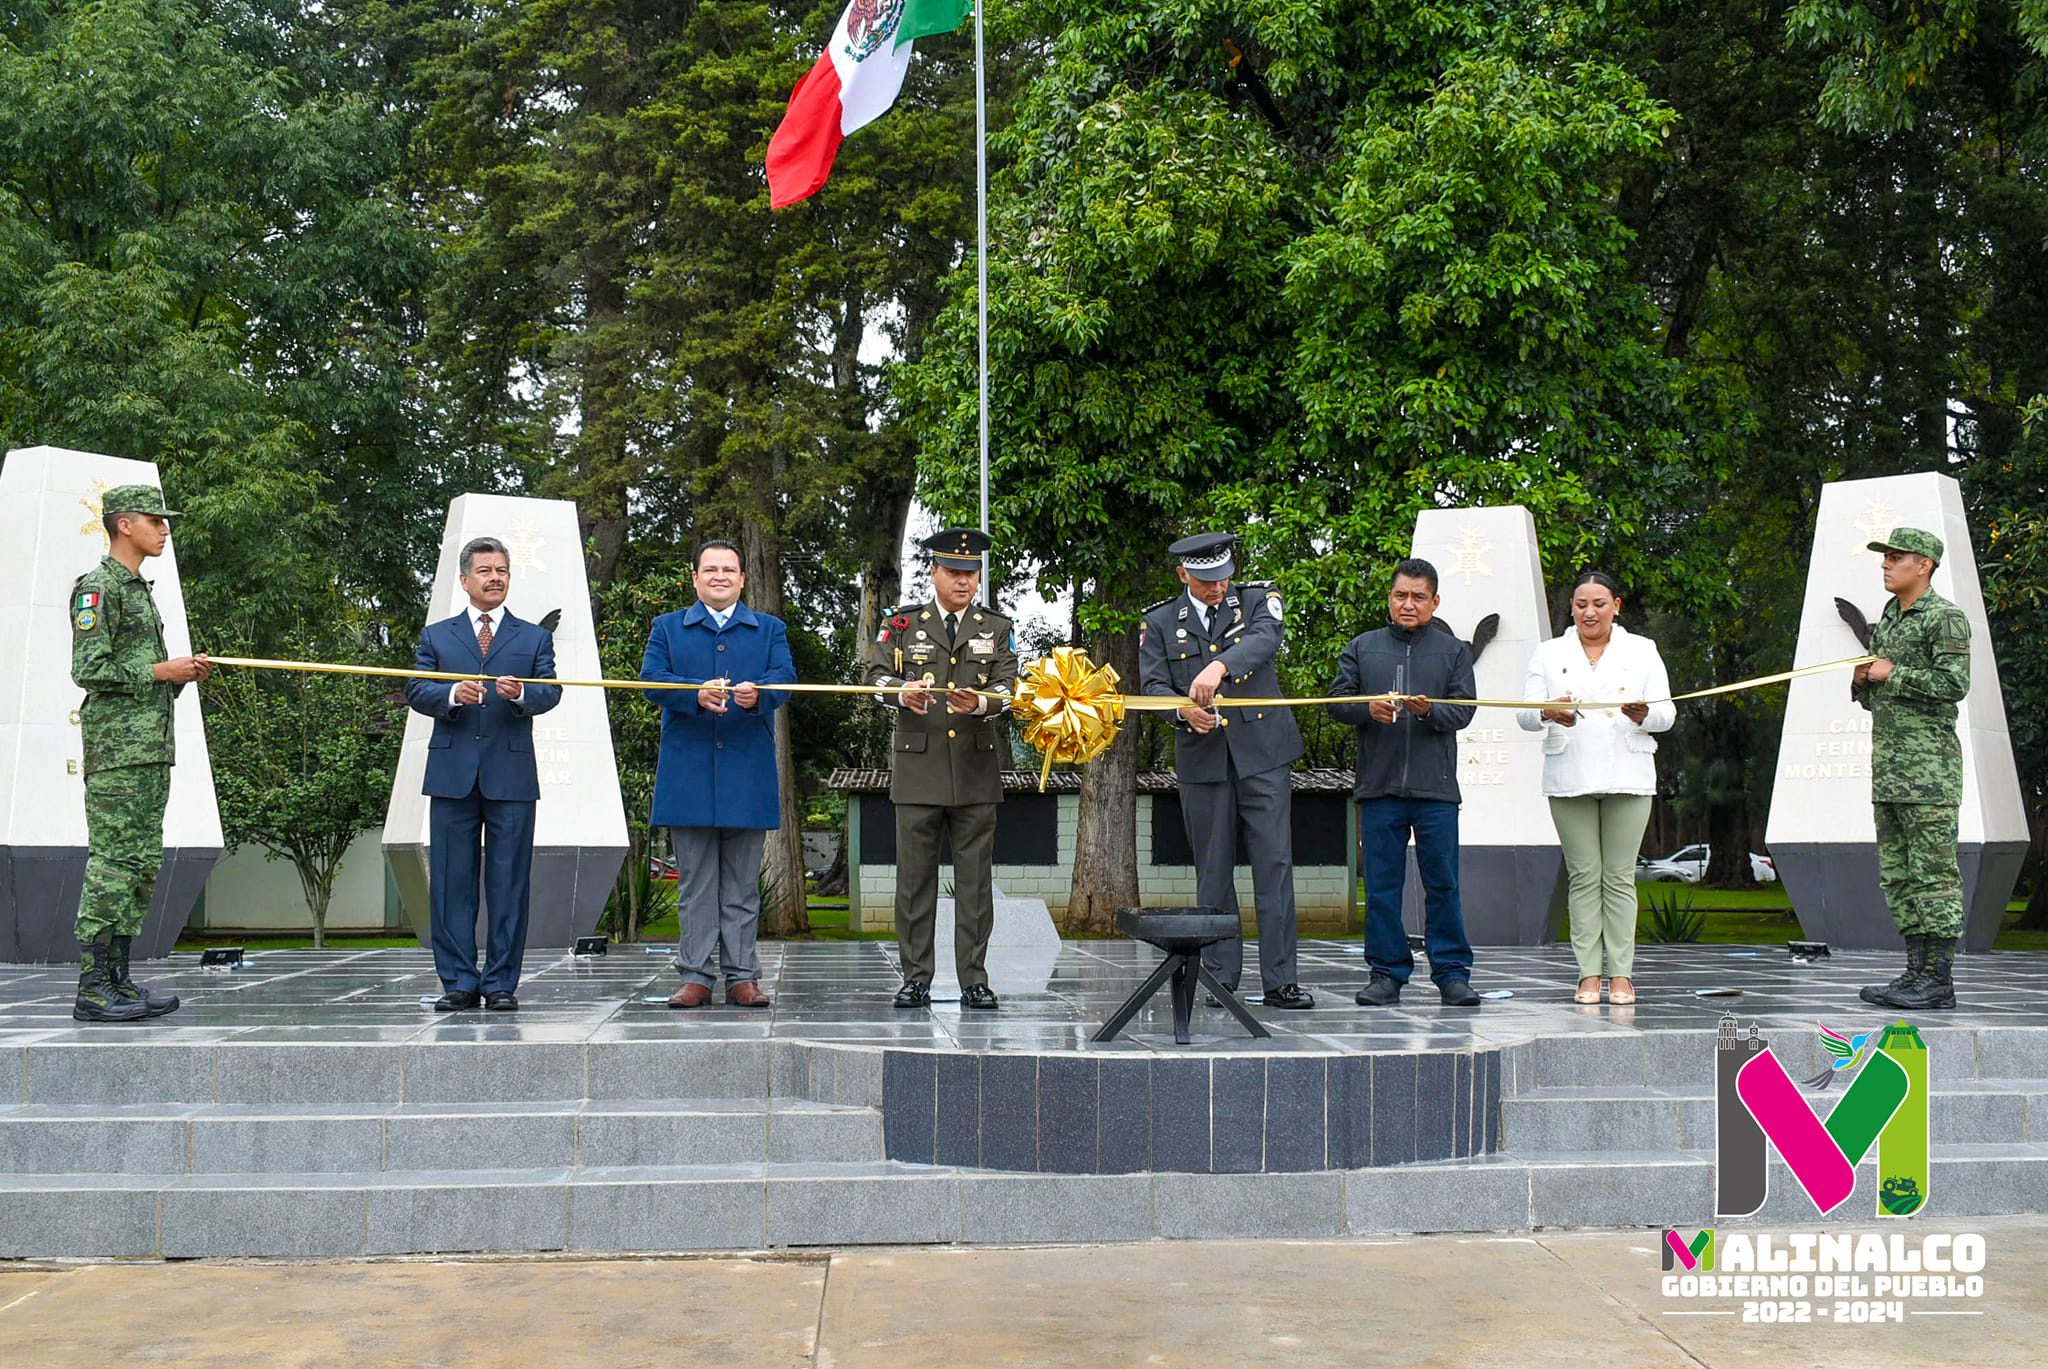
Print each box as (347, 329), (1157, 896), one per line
(1636, 844), (1777, 884)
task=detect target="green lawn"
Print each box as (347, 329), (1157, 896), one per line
(173, 885), (2046, 953)
(172, 898), (897, 952)
(1636, 883), (2046, 951)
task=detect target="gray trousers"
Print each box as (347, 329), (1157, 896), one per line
(894, 802), (997, 988)
(1182, 759), (1299, 992)
(669, 826), (767, 989)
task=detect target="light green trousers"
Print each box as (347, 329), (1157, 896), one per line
(1549, 794), (1654, 979)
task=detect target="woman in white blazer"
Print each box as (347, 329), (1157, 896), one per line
(1517, 572), (1676, 1005)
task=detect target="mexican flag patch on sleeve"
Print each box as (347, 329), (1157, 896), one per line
(75, 590), (100, 610)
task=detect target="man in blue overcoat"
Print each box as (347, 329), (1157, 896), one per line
(640, 540), (798, 1007)
(404, 536), (563, 1012)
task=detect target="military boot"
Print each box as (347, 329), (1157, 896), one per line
(109, 935), (180, 1017)
(73, 939), (150, 1023)
(1860, 934), (1928, 1005)
(1868, 936), (1957, 1011)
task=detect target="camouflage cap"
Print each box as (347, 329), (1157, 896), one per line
(101, 484), (180, 519)
(1867, 526), (1942, 563)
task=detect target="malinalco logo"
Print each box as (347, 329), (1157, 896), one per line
(1663, 1228), (1714, 1271)
(1714, 1015), (1930, 1218)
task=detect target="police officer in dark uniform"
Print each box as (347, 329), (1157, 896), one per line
(1138, 533), (1313, 1009)
(862, 528), (1018, 1009)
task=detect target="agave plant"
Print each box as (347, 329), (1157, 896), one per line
(1641, 886), (1705, 943)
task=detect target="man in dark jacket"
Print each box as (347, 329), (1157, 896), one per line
(1327, 558), (1481, 1007)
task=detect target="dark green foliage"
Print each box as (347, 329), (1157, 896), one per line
(1642, 886), (1706, 944)
(206, 637), (405, 947)
(6, 0), (2048, 930)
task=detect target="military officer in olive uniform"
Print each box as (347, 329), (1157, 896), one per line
(1138, 533), (1313, 1009)
(863, 528), (1019, 1009)
(68, 485), (212, 1022)
(1854, 527), (1973, 1011)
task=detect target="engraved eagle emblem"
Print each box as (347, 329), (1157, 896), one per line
(843, 0), (905, 60)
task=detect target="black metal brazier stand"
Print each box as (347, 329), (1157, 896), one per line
(1093, 907), (1272, 1046)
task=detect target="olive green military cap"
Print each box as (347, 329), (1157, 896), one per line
(1867, 526), (1942, 563)
(101, 484), (181, 518)
(922, 526), (991, 570)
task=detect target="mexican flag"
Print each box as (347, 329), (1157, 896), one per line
(766, 0), (972, 209)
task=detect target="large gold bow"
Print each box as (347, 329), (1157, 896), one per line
(1011, 646), (1126, 790)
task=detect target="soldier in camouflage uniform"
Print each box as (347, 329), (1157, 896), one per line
(1853, 527), (1971, 1011)
(69, 484), (212, 1022)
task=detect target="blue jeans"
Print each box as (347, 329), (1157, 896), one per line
(1359, 797), (1472, 986)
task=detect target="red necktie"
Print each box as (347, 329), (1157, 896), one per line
(476, 613), (493, 657)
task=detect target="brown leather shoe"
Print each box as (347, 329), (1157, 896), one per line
(726, 981), (773, 1008)
(667, 983), (711, 1009)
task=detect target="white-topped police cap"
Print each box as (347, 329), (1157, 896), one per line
(922, 526), (992, 570)
(1169, 531), (1237, 582)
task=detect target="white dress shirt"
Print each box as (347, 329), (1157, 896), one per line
(448, 603), (523, 711)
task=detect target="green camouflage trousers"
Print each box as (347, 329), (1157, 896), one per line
(75, 764), (171, 942)
(1874, 801), (1964, 939)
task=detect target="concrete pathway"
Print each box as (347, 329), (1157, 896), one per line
(3, 1218), (2039, 1367)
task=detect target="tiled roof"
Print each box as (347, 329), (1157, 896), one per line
(825, 767), (1357, 794)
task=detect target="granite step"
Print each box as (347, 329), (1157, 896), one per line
(0, 1097), (882, 1174)
(1502, 1025), (2048, 1092)
(3, 1037), (883, 1108)
(1500, 1078), (2048, 1153)
(5, 1144), (2043, 1259)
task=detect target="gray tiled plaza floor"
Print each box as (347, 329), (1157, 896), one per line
(4, 938), (2046, 1052)
(3, 941), (2045, 1256)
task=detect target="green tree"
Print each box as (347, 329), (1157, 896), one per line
(0, 0), (442, 641)
(397, 0), (982, 933)
(593, 568), (692, 942)
(906, 0), (1702, 927)
(206, 648), (403, 947)
(1641, 0), (2048, 888)
(2, 0), (454, 941)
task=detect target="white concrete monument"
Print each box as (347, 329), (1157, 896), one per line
(1405, 506), (1564, 944)
(383, 494), (627, 949)
(1766, 473), (2026, 951)
(0, 446), (222, 961)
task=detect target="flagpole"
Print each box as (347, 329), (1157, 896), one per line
(974, 0), (991, 604)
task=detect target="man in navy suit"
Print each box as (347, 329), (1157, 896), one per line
(403, 537), (563, 1012)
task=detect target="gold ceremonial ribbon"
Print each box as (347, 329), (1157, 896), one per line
(205, 651), (1878, 792)
(1129, 654), (1882, 713)
(1014, 651), (1878, 787)
(205, 652), (1876, 710)
(204, 656), (931, 698)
